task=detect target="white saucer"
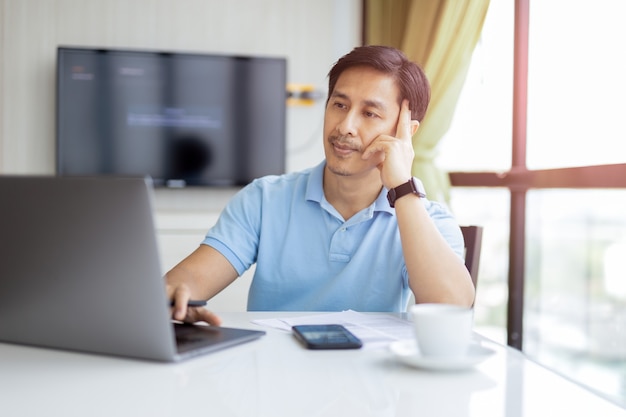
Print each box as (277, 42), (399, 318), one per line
(389, 340), (495, 371)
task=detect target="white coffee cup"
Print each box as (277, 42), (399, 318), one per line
(409, 303), (474, 358)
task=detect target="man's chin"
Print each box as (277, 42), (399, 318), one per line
(325, 160), (375, 178)
(326, 164), (352, 177)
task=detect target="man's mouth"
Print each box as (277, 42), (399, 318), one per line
(330, 136), (361, 155)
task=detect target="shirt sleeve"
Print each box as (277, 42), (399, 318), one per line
(425, 200), (466, 259)
(202, 181), (263, 275)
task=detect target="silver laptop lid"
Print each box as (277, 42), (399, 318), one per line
(0, 176), (178, 361)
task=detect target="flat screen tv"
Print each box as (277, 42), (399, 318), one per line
(56, 47), (287, 186)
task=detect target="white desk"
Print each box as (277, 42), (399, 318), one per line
(1, 312), (624, 417)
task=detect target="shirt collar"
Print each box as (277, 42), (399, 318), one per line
(305, 161), (326, 204)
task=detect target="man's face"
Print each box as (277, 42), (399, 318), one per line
(323, 66), (402, 178)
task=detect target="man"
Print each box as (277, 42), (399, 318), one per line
(167, 45), (475, 325)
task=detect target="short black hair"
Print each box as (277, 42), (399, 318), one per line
(327, 45), (431, 122)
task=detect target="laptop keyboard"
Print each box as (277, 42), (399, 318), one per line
(174, 323), (224, 353)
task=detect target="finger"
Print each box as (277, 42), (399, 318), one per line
(171, 286), (191, 321)
(361, 138), (388, 161)
(186, 306), (222, 326)
(395, 99), (412, 140)
(198, 310), (222, 326)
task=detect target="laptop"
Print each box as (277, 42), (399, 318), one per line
(0, 175), (265, 362)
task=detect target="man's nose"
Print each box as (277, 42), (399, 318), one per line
(336, 111), (358, 137)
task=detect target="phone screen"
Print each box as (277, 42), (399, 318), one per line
(292, 324), (363, 350)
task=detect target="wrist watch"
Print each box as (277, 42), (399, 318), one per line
(387, 177), (426, 208)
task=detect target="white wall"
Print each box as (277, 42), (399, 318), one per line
(0, 0), (361, 174)
(0, 0), (362, 311)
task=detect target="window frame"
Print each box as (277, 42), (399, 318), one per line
(448, 0), (626, 349)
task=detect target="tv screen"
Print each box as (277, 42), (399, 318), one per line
(56, 47), (287, 186)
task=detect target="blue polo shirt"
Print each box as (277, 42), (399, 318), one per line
(203, 161), (464, 312)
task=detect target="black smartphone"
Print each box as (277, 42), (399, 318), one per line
(292, 324), (363, 350)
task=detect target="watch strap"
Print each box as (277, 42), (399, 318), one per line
(387, 178), (426, 208)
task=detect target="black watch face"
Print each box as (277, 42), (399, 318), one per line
(409, 177), (426, 198)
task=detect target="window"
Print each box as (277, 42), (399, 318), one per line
(440, 0), (626, 407)
(438, 0), (513, 172)
(526, 0), (626, 170)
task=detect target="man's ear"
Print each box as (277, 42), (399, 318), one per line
(410, 120), (420, 136)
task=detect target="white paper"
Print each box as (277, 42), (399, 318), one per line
(251, 310), (414, 349)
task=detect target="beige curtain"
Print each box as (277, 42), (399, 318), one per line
(366, 0), (490, 204)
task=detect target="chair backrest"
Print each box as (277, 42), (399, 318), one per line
(460, 225), (484, 290)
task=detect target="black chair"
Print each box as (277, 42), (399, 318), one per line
(460, 225), (484, 291)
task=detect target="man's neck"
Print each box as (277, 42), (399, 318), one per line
(323, 168), (383, 220)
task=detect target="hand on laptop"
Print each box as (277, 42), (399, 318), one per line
(168, 284), (222, 326)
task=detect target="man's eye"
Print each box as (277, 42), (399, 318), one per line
(334, 102), (347, 110)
